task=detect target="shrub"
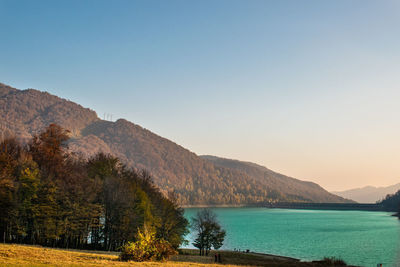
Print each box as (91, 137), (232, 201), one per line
(119, 226), (177, 262)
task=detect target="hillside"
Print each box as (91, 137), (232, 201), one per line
(201, 156), (351, 203)
(332, 183), (400, 203)
(0, 83), (99, 141)
(0, 82), (349, 205)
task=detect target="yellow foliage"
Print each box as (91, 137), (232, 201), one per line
(119, 226), (177, 262)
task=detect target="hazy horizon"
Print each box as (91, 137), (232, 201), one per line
(1, 0), (399, 191)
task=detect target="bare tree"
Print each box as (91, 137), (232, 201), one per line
(191, 209), (226, 256)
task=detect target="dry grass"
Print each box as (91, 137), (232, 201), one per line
(0, 244), (293, 267)
(0, 244), (350, 267)
(0, 244), (229, 267)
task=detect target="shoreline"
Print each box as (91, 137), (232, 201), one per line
(180, 248), (300, 262)
(224, 250), (300, 262)
(246, 251), (300, 262)
(182, 204), (249, 208)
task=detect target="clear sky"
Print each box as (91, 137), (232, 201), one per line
(1, 0), (399, 191)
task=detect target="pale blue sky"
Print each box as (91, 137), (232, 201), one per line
(1, 0), (399, 190)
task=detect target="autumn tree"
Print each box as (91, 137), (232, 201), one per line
(0, 124), (189, 253)
(0, 138), (21, 243)
(29, 123), (70, 179)
(153, 191), (189, 249)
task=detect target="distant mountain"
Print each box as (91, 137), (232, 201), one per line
(332, 183), (400, 203)
(0, 82), (350, 205)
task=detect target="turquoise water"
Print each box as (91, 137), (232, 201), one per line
(183, 208), (400, 267)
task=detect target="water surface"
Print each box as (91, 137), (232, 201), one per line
(184, 208), (400, 267)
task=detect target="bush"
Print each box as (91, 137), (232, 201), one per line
(119, 226), (177, 262)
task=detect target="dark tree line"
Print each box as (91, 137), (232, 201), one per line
(0, 124), (188, 250)
(378, 190), (400, 213)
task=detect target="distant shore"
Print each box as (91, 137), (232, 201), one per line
(182, 204), (248, 208)
(183, 202), (392, 212)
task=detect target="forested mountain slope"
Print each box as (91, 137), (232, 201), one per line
(0, 83), (350, 205)
(201, 155), (351, 203)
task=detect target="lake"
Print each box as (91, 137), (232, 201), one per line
(183, 208), (400, 267)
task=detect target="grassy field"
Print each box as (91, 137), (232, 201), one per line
(0, 244), (349, 266)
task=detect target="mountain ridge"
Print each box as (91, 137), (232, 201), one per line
(0, 82), (350, 205)
(201, 155), (350, 203)
(332, 183), (400, 203)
